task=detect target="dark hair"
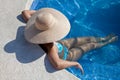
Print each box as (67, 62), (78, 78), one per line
(38, 44), (48, 53)
(38, 43), (54, 54)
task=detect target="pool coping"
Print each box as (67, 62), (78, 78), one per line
(25, 0), (34, 10)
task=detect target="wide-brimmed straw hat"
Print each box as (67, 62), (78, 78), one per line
(24, 8), (71, 44)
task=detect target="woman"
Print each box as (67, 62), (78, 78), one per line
(22, 8), (118, 75)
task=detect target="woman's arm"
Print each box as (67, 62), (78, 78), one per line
(22, 10), (36, 22)
(48, 45), (84, 74)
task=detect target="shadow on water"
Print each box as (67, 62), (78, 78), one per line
(4, 26), (45, 63)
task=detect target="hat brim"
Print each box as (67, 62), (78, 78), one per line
(24, 8), (70, 44)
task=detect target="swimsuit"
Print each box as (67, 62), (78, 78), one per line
(54, 42), (69, 60)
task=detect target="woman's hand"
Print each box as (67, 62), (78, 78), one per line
(75, 62), (84, 75)
(22, 10), (36, 22)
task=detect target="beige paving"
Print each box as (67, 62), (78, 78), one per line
(0, 0), (79, 80)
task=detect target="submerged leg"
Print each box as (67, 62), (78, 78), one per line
(67, 36), (118, 61)
(58, 33), (116, 49)
(67, 47), (84, 61)
(78, 36), (118, 53)
(75, 33), (116, 46)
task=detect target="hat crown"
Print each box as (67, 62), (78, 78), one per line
(25, 8), (70, 44)
(35, 12), (56, 30)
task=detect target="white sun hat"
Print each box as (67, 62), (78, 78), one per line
(24, 8), (71, 44)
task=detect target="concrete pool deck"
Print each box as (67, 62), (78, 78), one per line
(0, 0), (79, 80)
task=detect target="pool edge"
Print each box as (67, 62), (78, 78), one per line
(25, 0), (34, 10)
(23, 0), (80, 80)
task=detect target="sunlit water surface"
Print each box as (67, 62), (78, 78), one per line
(30, 0), (120, 79)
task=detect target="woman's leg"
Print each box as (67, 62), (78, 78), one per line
(58, 34), (116, 49)
(67, 47), (84, 61)
(22, 10), (36, 22)
(67, 36), (118, 61)
(80, 36), (118, 53)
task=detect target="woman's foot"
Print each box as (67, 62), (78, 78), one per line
(104, 33), (116, 41)
(97, 33), (116, 42)
(108, 36), (118, 43)
(97, 36), (118, 48)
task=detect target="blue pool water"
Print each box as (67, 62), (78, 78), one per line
(30, 0), (120, 80)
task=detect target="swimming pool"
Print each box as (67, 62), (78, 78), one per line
(30, 0), (120, 80)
